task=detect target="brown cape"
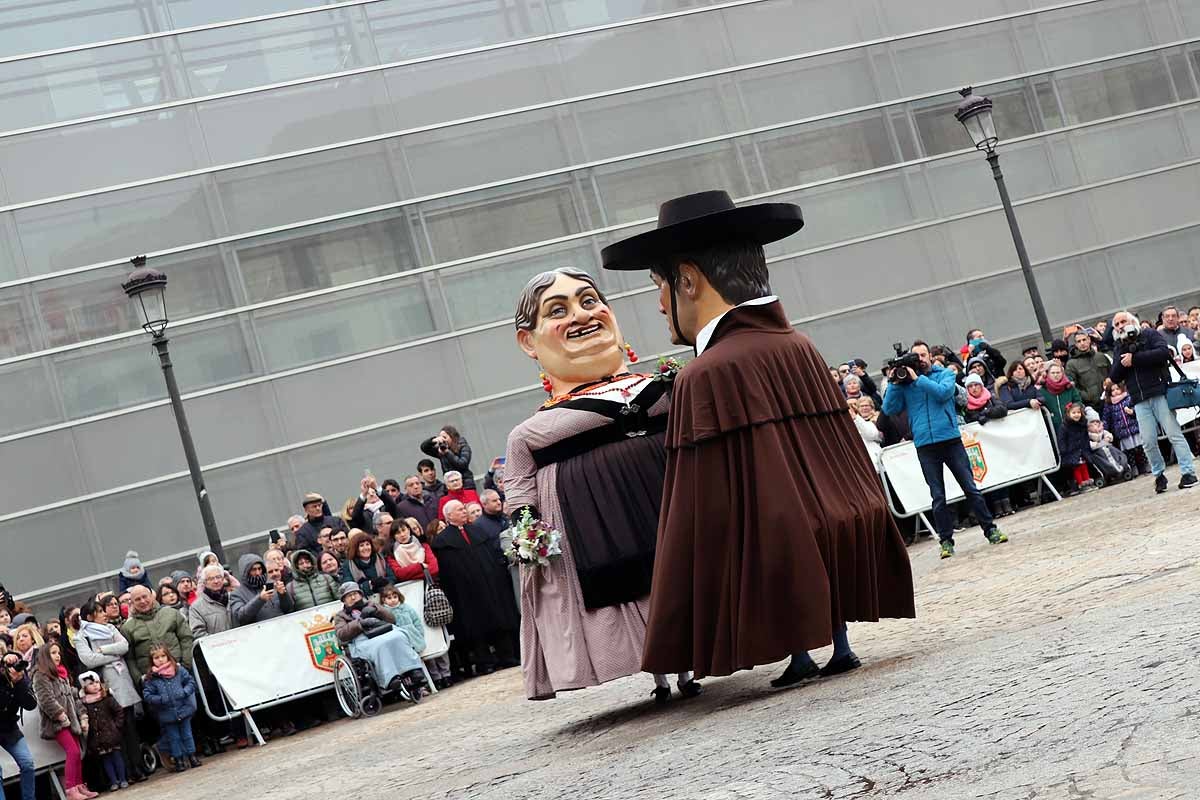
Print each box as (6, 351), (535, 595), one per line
(642, 301), (915, 677)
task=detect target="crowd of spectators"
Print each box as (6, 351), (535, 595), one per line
(0, 425), (515, 798)
(5, 307), (1200, 795)
(843, 305), (1200, 546)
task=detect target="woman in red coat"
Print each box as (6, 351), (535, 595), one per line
(384, 519), (439, 582)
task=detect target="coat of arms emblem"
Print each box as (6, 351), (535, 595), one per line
(301, 614), (343, 673)
(961, 431), (988, 484)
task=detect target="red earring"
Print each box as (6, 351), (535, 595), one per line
(624, 342), (638, 363)
(539, 367), (553, 394)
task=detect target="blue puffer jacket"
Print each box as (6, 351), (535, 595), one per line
(141, 665), (197, 725)
(882, 364), (961, 447)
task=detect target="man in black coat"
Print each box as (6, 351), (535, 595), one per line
(1109, 310), (1198, 494)
(432, 500), (519, 676)
(392, 475), (438, 530)
(293, 493), (344, 553)
(2, 652), (39, 800)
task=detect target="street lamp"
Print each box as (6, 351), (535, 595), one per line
(122, 257), (225, 563)
(954, 86), (1054, 351)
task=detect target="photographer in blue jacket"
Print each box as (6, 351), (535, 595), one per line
(883, 340), (1007, 559)
(1108, 310), (1197, 494)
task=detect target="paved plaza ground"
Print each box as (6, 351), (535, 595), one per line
(122, 471), (1199, 800)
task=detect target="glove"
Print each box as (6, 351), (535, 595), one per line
(361, 604), (378, 617)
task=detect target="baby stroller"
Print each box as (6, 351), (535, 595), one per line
(1086, 443), (1134, 487)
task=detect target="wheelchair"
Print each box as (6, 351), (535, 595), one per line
(332, 654), (424, 718)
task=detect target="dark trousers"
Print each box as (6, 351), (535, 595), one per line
(916, 438), (995, 544)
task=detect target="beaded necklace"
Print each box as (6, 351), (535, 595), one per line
(542, 372), (643, 409)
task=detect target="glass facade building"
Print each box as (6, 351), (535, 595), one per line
(7, 0), (1200, 599)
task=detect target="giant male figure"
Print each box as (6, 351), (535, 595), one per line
(602, 191), (915, 686)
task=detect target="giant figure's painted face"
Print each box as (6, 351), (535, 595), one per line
(518, 273), (625, 394)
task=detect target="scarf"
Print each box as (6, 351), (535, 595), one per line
(203, 586), (228, 605)
(55, 664), (68, 681)
(966, 386), (992, 411)
(151, 662), (176, 679)
(244, 572), (267, 590)
(393, 538), (426, 568)
(1013, 373), (1031, 390)
(353, 556), (379, 577)
(80, 620), (112, 641)
(1109, 390), (1127, 406)
(1043, 373), (1072, 395)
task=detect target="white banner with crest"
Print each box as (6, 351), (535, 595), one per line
(879, 408), (1059, 515)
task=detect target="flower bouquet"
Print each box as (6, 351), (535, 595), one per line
(504, 508), (563, 568)
(651, 356), (686, 385)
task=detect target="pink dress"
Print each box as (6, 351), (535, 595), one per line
(504, 374), (669, 700)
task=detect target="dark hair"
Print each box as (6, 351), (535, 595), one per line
(439, 425), (461, 447)
(910, 339), (929, 352)
(424, 520), (442, 541)
(347, 530), (375, 560)
(1189, 306), (1200, 315)
(655, 241), (770, 306)
(514, 268), (607, 331)
(33, 641), (62, 679)
(156, 585), (178, 606)
(416, 458), (435, 472)
(389, 519), (408, 538)
(1005, 361), (1029, 381)
(381, 479), (400, 493)
(966, 329), (982, 342)
(378, 583), (404, 604)
(1163, 305), (1179, 316)
(144, 643), (178, 683)
(80, 599), (100, 623)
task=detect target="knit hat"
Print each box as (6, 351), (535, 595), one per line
(1050, 338), (1069, 354)
(170, 570), (191, 586)
(1085, 407), (1101, 423)
(338, 582), (361, 600)
(964, 373), (984, 387)
(120, 551), (143, 578)
(77, 671), (100, 688)
(197, 550), (216, 566)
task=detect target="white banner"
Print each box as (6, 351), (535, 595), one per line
(197, 580), (447, 710)
(879, 408), (1059, 515)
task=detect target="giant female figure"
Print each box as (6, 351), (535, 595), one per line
(504, 268), (697, 702)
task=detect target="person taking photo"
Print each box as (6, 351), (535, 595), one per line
(882, 340), (1008, 559)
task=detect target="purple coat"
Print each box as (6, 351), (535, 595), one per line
(1100, 396), (1140, 443)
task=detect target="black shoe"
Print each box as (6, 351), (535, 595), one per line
(1180, 473), (1197, 490)
(819, 653), (862, 677)
(651, 686), (671, 705)
(200, 739), (215, 757)
(187, 755), (202, 769)
(173, 762), (187, 773)
(677, 680), (703, 699)
(1155, 474), (1168, 494)
(478, 664), (496, 675)
(769, 658), (820, 688)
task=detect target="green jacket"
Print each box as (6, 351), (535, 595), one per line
(288, 551), (340, 610)
(1065, 349), (1111, 407)
(121, 604), (194, 679)
(1039, 384), (1083, 429)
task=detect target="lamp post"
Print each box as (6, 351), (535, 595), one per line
(954, 86), (1054, 351)
(122, 257), (225, 563)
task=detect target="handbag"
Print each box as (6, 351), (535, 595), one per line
(422, 567), (454, 627)
(1166, 360), (1200, 411)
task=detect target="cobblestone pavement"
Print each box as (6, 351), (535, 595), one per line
(121, 471), (1200, 800)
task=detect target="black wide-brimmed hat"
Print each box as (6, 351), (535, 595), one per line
(601, 190), (803, 271)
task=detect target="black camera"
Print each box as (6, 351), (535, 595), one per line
(885, 342), (922, 384)
(3, 655), (25, 672)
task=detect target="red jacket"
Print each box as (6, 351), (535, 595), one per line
(384, 543), (439, 583)
(437, 488), (480, 520)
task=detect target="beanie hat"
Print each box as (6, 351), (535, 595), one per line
(339, 582), (361, 600)
(170, 570), (191, 586)
(120, 551), (143, 578)
(963, 373), (984, 387)
(1085, 407), (1101, 423)
(77, 671), (100, 689)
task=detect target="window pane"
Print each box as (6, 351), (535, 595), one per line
(254, 280), (438, 371)
(56, 320), (254, 419)
(235, 213), (423, 304)
(544, 0), (715, 31)
(0, 0), (158, 58)
(592, 144), (752, 225)
(1057, 57), (1175, 125)
(0, 40), (178, 132)
(0, 360), (61, 436)
(913, 81), (1038, 157)
(36, 249), (234, 348)
(15, 177), (218, 277)
(0, 507), (90, 595)
(756, 111), (897, 189)
(736, 51), (881, 130)
(366, 0), (548, 61)
(423, 181), (588, 262)
(1037, 2), (1154, 64)
(0, 430), (86, 518)
(575, 82), (733, 161)
(175, 7), (376, 96)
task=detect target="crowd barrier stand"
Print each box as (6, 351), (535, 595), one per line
(195, 579), (449, 745)
(0, 705), (68, 800)
(878, 408), (1063, 535)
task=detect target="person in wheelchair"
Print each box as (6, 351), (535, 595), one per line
(333, 583), (426, 701)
